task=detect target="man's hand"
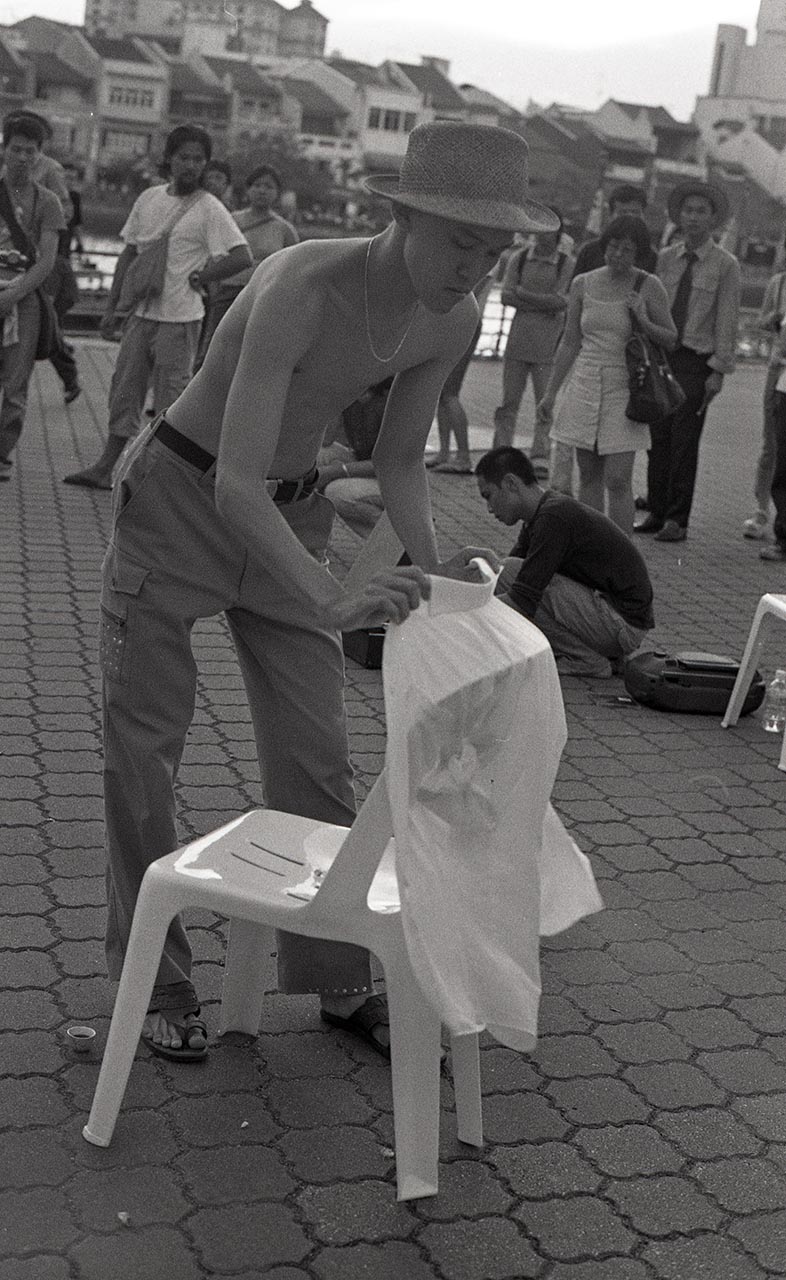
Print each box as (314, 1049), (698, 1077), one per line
(327, 566), (431, 632)
(435, 547), (502, 581)
(700, 370), (724, 414)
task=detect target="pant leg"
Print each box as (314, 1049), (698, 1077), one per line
(49, 339), (79, 391)
(755, 363), (781, 513)
(107, 315), (156, 442)
(661, 348), (712, 529)
(150, 319), (201, 416)
(0, 292), (40, 461)
(229, 491), (372, 997)
(101, 437), (243, 990)
(493, 356), (529, 448)
(771, 391), (786, 548)
(534, 573), (643, 671)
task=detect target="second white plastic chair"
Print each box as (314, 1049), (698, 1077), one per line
(722, 592), (786, 770)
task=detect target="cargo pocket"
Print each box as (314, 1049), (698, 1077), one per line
(99, 553), (150, 685)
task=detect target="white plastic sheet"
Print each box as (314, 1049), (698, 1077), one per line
(382, 566), (603, 1051)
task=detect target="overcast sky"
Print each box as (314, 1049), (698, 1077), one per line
(0, 0), (765, 119)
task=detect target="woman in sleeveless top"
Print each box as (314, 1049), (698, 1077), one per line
(536, 215), (676, 531)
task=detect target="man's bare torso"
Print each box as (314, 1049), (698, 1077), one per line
(167, 236), (476, 478)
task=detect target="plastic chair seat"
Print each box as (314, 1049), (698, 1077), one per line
(722, 593), (786, 770)
(82, 774), (482, 1201)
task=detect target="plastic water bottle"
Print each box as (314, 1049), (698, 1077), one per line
(762, 669), (786, 733)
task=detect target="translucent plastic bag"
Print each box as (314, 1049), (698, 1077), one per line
(383, 563), (602, 1051)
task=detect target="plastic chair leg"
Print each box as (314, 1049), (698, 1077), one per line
(219, 919), (277, 1036)
(451, 1032), (483, 1147)
(386, 963), (443, 1201)
(82, 891), (173, 1147)
(723, 601), (768, 727)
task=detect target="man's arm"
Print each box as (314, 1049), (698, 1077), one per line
(709, 254), (741, 375)
(503, 511), (572, 617)
(190, 243), (252, 290)
(0, 227), (58, 312)
(535, 277), (584, 421)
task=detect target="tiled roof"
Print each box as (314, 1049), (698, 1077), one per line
(26, 49), (92, 90)
(612, 100), (680, 129)
(327, 57), (386, 88)
(170, 60), (226, 98)
(203, 56), (276, 97)
(281, 75), (347, 117)
(394, 62), (466, 110)
(84, 36), (153, 63)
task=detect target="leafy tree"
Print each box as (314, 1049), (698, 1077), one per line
(226, 124), (332, 208)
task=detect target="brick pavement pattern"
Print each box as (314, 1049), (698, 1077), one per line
(2, 342), (786, 1278)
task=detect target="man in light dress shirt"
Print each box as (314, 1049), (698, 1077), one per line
(635, 180), (741, 543)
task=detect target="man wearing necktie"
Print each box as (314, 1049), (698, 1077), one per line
(635, 181), (741, 542)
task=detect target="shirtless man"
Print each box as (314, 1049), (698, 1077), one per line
(101, 121), (557, 1061)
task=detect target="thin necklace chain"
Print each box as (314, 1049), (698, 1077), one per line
(363, 234), (418, 363)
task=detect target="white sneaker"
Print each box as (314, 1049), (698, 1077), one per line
(743, 511), (769, 540)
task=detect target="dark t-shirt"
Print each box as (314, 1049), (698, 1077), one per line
(572, 236), (657, 280)
(509, 491), (655, 630)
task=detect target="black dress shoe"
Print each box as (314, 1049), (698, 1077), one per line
(634, 515), (663, 534)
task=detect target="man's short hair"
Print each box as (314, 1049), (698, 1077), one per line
(163, 125), (212, 165)
(3, 113), (47, 149)
(475, 447), (537, 487)
(608, 184), (647, 213)
(204, 159), (232, 183)
(246, 164), (282, 194)
(599, 214), (652, 258)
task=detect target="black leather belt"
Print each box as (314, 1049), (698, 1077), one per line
(153, 416), (318, 503)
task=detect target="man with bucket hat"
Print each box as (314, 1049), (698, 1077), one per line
(635, 179), (740, 542)
(98, 121), (559, 1062)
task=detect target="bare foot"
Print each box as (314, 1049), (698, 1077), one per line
(141, 1010), (207, 1060)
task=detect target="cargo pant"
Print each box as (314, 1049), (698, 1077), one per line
(101, 425), (373, 1009)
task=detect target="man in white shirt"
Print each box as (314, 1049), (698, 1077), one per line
(64, 126), (251, 489)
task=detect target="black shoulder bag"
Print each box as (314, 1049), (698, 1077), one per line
(624, 271), (685, 425)
(0, 181), (61, 361)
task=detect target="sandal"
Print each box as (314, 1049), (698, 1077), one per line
(141, 1008), (208, 1062)
(320, 994), (448, 1068)
(320, 993), (391, 1060)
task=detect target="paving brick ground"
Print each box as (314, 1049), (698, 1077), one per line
(2, 340), (786, 1279)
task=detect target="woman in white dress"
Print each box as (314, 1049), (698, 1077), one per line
(536, 216), (676, 532)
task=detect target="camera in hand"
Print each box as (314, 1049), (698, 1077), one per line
(0, 248), (29, 284)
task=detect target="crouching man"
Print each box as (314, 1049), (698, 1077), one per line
(475, 446), (654, 678)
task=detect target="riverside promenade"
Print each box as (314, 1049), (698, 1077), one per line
(2, 341), (786, 1279)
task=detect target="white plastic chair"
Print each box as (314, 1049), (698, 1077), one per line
(722, 592), (786, 771)
(82, 771), (482, 1201)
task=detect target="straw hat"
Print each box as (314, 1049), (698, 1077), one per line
(364, 121), (559, 233)
(667, 179), (730, 229)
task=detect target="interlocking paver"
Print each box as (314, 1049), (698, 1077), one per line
(3, 349), (786, 1277)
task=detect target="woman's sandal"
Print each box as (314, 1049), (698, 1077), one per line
(141, 1008), (208, 1063)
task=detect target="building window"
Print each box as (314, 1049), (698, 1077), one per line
(403, 113), (416, 132)
(108, 85), (154, 108)
(383, 109), (400, 131)
(367, 107), (380, 129)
